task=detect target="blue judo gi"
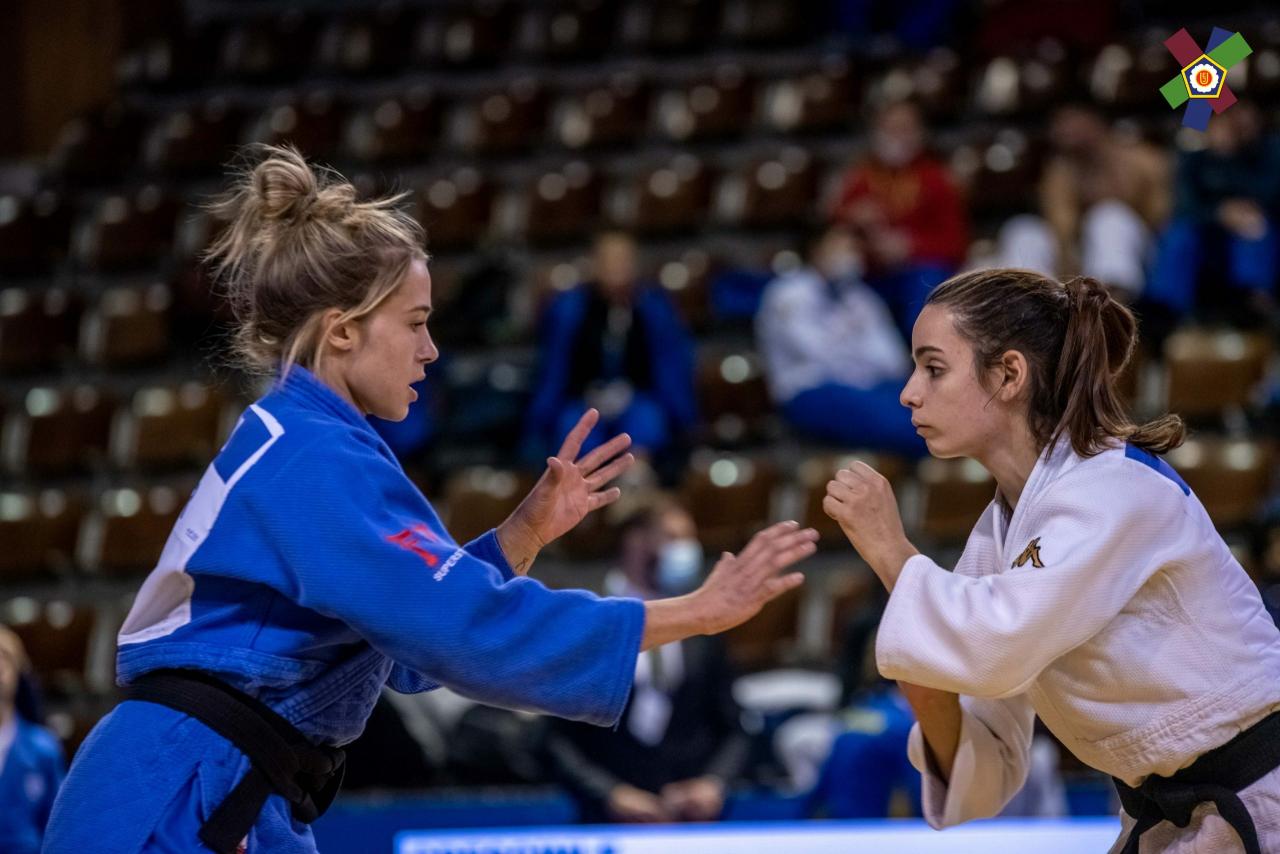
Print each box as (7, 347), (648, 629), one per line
(43, 366), (645, 852)
(0, 715), (65, 854)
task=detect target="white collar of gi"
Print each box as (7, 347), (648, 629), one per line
(997, 436), (1113, 544)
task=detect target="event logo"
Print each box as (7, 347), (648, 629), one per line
(1160, 27), (1252, 131)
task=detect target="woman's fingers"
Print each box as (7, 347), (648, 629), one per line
(556, 408), (600, 460)
(763, 572), (806, 598)
(740, 528), (818, 577)
(585, 452), (635, 490)
(586, 487), (622, 511)
(577, 431), (632, 472)
(738, 520), (801, 563)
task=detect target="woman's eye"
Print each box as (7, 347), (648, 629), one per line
(926, 365), (942, 377)
(411, 322), (427, 330)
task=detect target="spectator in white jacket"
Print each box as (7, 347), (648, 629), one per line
(756, 226), (925, 456)
(822, 268), (1280, 854)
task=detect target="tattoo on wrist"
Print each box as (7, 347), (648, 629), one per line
(514, 557), (531, 575)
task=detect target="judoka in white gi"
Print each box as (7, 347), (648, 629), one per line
(823, 268), (1280, 853)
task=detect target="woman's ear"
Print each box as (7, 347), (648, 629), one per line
(320, 308), (357, 354)
(996, 350), (1030, 402)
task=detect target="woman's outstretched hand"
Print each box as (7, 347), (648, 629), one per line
(823, 462), (919, 590)
(642, 521), (818, 650)
(498, 408), (634, 574)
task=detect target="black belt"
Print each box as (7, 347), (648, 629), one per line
(127, 669), (346, 854)
(1113, 708), (1280, 854)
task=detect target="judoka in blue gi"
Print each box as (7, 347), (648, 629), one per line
(0, 627), (65, 854)
(42, 145), (817, 853)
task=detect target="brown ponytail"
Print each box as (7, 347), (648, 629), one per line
(928, 268), (1184, 457)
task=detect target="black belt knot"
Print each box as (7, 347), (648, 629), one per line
(1113, 708), (1280, 854)
(127, 669), (346, 854)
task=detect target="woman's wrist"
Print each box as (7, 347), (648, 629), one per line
(868, 538), (920, 590)
(496, 516), (542, 576)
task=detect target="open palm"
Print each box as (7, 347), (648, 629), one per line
(514, 409), (635, 547)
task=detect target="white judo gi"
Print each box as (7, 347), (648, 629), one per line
(875, 439), (1280, 852)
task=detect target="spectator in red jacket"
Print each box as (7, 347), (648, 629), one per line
(830, 100), (969, 337)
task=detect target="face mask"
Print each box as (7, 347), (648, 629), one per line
(820, 249), (863, 284)
(655, 538), (703, 595)
(872, 131), (919, 167)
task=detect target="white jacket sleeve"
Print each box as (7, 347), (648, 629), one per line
(908, 693), (1036, 828)
(877, 469), (1188, 698)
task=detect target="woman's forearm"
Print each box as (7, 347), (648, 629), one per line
(640, 596), (710, 651)
(898, 681), (962, 783)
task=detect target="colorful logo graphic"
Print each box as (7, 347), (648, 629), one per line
(1160, 27), (1252, 131)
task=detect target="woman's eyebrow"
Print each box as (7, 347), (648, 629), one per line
(913, 345), (944, 360)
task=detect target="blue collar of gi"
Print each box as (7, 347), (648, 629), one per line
(274, 364), (377, 435)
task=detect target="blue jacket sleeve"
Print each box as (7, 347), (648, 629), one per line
(525, 289), (586, 449)
(386, 528), (513, 693)
(248, 437), (645, 726)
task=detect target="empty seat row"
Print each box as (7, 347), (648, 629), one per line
(0, 284), (174, 374)
(0, 382), (231, 475)
(1, 478), (194, 582)
(116, 0), (816, 94)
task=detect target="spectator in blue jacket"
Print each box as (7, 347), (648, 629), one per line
(0, 626), (66, 854)
(1146, 101), (1280, 329)
(526, 231), (698, 464)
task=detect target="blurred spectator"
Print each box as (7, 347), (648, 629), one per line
(830, 100), (969, 336)
(1145, 102), (1280, 332)
(525, 232), (698, 465)
(757, 226), (925, 456)
(0, 627), (66, 854)
(542, 498), (748, 823)
(993, 103), (1169, 299)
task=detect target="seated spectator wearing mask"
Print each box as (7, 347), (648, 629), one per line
(525, 231), (698, 465)
(757, 226), (926, 457)
(542, 498), (748, 824)
(1145, 101), (1280, 333)
(0, 626), (66, 854)
(830, 100), (969, 337)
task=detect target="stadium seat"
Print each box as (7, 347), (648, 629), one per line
(551, 72), (651, 150)
(416, 167), (495, 251)
(442, 467), (534, 545)
(0, 489), (85, 582)
(1165, 329), (1270, 421)
(47, 104), (148, 184)
(760, 59), (855, 134)
(450, 78), (549, 155)
(653, 247), (713, 332)
(680, 451), (777, 554)
(619, 0), (721, 55)
(654, 64), (755, 142)
(723, 583), (803, 671)
(613, 154), (714, 236)
(78, 483), (189, 577)
(916, 457), (995, 544)
(716, 147), (819, 228)
(695, 347), (773, 445)
(3, 598), (95, 695)
(949, 129), (1041, 219)
(516, 1), (617, 62)
(720, 0), (813, 47)
(247, 91), (349, 162)
(316, 5), (419, 77)
(3, 385), (116, 476)
(1166, 438), (1273, 530)
(520, 161), (603, 245)
(414, 3), (515, 69)
(343, 87), (442, 163)
(74, 185), (181, 271)
(0, 287), (81, 374)
(0, 192), (73, 274)
(218, 11), (319, 83)
(142, 98), (247, 176)
(797, 453), (910, 548)
(110, 383), (227, 472)
(116, 23), (223, 93)
(80, 283), (173, 369)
